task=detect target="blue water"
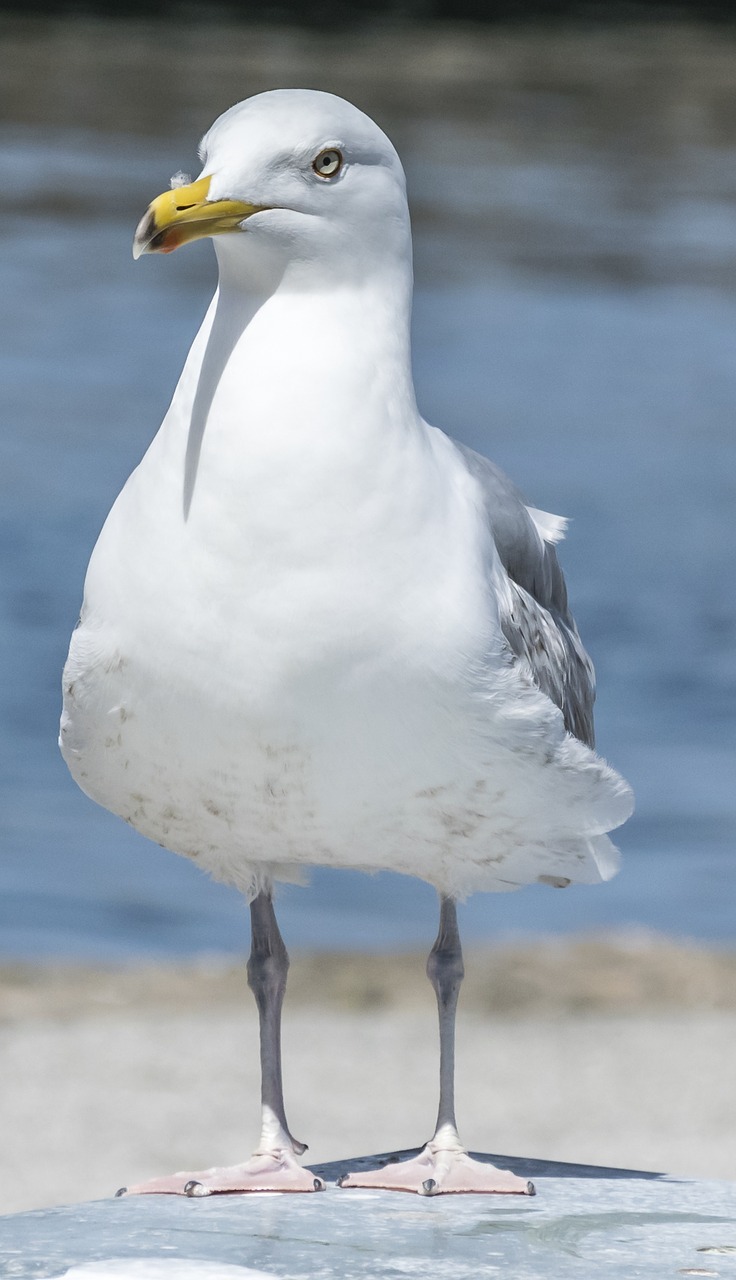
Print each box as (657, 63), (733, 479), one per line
(1, 29), (735, 956)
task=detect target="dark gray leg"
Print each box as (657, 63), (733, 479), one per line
(337, 892), (532, 1193)
(248, 889), (305, 1155)
(120, 886), (324, 1193)
(426, 895), (465, 1143)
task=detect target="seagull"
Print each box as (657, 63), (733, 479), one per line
(60, 89), (633, 1198)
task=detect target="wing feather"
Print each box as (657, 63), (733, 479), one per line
(455, 442), (596, 749)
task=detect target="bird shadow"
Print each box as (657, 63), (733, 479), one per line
(183, 292), (244, 520)
(311, 1148), (666, 1182)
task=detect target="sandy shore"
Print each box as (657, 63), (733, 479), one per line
(2, 936), (735, 1215)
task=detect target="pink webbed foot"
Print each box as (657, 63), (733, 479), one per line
(337, 1141), (534, 1197)
(116, 1149), (325, 1197)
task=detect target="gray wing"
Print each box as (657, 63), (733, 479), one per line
(454, 441), (596, 750)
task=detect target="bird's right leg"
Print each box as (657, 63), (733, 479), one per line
(118, 889), (324, 1196)
(240, 889), (324, 1187)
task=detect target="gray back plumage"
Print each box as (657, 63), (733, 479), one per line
(455, 442), (596, 750)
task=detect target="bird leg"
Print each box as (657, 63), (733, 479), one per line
(117, 890), (324, 1196)
(428, 890), (465, 1142)
(338, 895), (532, 1195)
(246, 889), (320, 1174)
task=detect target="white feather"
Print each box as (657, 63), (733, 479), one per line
(526, 505), (569, 545)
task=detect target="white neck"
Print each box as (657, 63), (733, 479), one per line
(172, 244), (420, 522)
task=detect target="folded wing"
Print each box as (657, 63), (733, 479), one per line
(454, 443), (596, 750)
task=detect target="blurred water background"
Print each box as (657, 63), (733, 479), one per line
(0, 14), (734, 959)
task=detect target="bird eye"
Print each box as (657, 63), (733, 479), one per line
(312, 148), (343, 179)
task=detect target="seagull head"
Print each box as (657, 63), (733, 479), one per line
(133, 89), (411, 288)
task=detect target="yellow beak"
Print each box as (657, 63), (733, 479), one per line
(132, 175), (264, 259)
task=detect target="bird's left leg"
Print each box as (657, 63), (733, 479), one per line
(338, 895), (533, 1195)
(119, 889), (324, 1196)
